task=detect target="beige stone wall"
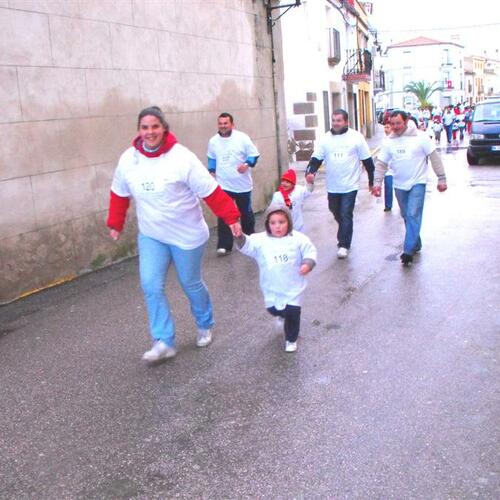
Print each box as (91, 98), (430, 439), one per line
(0, 0), (288, 303)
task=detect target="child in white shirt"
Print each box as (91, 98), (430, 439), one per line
(236, 203), (317, 352)
(271, 169), (313, 232)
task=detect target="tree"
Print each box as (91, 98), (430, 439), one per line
(403, 80), (443, 108)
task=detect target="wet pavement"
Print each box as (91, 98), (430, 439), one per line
(1, 147), (499, 499)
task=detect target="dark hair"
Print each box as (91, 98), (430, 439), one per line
(390, 109), (408, 120)
(218, 112), (234, 123)
(137, 106), (169, 132)
(332, 108), (349, 121)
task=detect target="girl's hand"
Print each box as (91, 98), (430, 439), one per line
(109, 229), (121, 241)
(299, 263), (312, 275)
(229, 222), (242, 237)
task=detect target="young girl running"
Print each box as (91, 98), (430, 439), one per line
(236, 203), (317, 352)
(271, 169), (313, 232)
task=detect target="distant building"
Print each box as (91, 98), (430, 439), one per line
(381, 36), (465, 109)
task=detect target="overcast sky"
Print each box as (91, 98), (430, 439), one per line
(370, 0), (500, 58)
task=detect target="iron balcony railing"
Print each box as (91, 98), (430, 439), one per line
(342, 49), (373, 81)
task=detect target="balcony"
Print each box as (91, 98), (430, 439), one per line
(342, 49), (372, 82)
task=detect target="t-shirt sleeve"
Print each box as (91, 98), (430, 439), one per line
(311, 137), (325, 160)
(298, 233), (317, 262)
(357, 136), (371, 160)
(110, 158), (131, 198)
(239, 233), (259, 259)
(243, 134), (259, 158)
(421, 134), (436, 155)
(186, 150), (218, 198)
(377, 143), (392, 164)
(207, 138), (216, 160)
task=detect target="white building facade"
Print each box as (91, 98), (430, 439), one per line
(380, 36), (465, 110)
(279, 0), (376, 161)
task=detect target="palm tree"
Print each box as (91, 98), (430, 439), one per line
(404, 80), (443, 108)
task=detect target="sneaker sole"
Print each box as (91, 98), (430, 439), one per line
(142, 351), (176, 362)
(196, 338), (212, 348)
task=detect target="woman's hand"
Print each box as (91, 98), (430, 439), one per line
(229, 222), (242, 237)
(109, 229), (121, 241)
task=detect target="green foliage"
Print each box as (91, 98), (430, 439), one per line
(404, 80), (443, 108)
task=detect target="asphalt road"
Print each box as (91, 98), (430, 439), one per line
(1, 147), (499, 499)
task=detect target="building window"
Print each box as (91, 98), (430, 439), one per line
(327, 28), (341, 65)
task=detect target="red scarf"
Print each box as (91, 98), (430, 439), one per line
(278, 185), (294, 208)
(133, 132), (178, 157)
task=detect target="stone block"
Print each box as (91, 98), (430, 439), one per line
(50, 16), (112, 68)
(0, 120), (70, 180)
(0, 177), (36, 239)
(0, 9), (51, 66)
(131, 0), (179, 31)
(0, 67), (22, 123)
(293, 102), (314, 114)
(17, 67), (88, 120)
(110, 24), (160, 70)
(79, 0), (133, 24)
(9, 0), (79, 15)
(305, 115), (318, 128)
(60, 115), (136, 168)
(94, 162), (115, 211)
(0, 222), (76, 304)
(71, 212), (137, 272)
(31, 165), (98, 227)
(293, 129), (316, 141)
(139, 71), (184, 113)
(86, 69), (141, 116)
(306, 92), (317, 102)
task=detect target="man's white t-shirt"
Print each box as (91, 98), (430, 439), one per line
(111, 143), (217, 250)
(378, 131), (436, 190)
(271, 185), (312, 232)
(239, 231), (317, 310)
(207, 129), (259, 193)
(312, 129), (371, 193)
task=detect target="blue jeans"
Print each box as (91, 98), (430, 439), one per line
(384, 174), (393, 209)
(138, 234), (214, 347)
(394, 184), (425, 255)
(444, 124), (453, 143)
(328, 191), (357, 249)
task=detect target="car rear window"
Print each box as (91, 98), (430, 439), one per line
(473, 102), (500, 122)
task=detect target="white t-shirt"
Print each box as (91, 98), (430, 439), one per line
(312, 129), (371, 193)
(111, 143), (217, 249)
(207, 129), (259, 193)
(239, 230), (317, 310)
(271, 185), (312, 232)
(377, 131), (436, 190)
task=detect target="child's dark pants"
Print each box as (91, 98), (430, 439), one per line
(267, 305), (301, 342)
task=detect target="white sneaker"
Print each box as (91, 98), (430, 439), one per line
(285, 341), (297, 353)
(196, 328), (212, 347)
(216, 248), (230, 256)
(142, 340), (176, 362)
(337, 247), (348, 259)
